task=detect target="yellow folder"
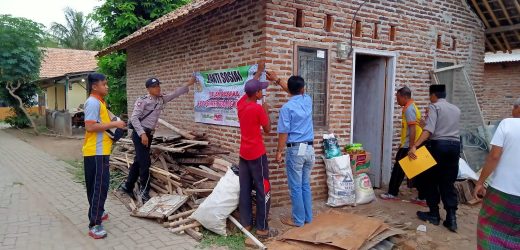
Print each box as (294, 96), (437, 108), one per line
(399, 146), (437, 179)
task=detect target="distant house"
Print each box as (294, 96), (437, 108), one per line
(37, 48), (98, 136)
(38, 48), (98, 113)
(483, 50), (520, 122)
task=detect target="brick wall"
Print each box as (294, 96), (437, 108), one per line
(125, 0), (485, 206)
(264, 0), (484, 205)
(480, 62), (520, 122)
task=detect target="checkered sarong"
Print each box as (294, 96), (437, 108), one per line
(477, 186), (520, 249)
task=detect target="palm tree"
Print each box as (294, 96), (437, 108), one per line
(50, 8), (101, 50)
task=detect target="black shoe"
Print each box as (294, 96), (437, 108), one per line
(417, 211), (440, 225)
(119, 183), (135, 199)
(443, 210), (458, 232)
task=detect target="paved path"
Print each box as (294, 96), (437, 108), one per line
(0, 130), (197, 250)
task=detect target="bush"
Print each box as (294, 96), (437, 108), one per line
(4, 114), (30, 128)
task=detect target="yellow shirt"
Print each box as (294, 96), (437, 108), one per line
(401, 99), (422, 148)
(82, 94), (113, 156)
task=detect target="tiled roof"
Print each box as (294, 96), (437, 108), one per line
(40, 48), (98, 79)
(97, 0), (235, 57)
(485, 49), (520, 63)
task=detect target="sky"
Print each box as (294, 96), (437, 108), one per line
(0, 0), (103, 29)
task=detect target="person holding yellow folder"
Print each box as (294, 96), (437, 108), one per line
(408, 84), (461, 233)
(380, 87), (425, 206)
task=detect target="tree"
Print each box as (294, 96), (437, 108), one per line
(92, 0), (190, 115)
(0, 15), (45, 132)
(50, 7), (102, 50)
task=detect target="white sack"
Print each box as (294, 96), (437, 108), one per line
(190, 168), (239, 236)
(323, 155), (356, 207)
(458, 158), (478, 181)
(355, 173), (375, 204)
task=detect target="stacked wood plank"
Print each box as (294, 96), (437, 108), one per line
(109, 119), (233, 241)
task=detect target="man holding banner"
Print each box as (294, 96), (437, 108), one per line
(236, 64), (279, 239)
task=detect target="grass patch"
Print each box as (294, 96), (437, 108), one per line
(64, 159), (126, 190)
(199, 229), (246, 250)
(36, 125), (49, 133)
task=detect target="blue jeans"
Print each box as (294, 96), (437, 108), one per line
(286, 145), (315, 226)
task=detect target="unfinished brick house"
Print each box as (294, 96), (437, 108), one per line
(100, 0), (488, 206)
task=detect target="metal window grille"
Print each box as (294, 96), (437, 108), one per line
(297, 47), (328, 127)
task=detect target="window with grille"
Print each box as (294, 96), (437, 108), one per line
(297, 47), (328, 127)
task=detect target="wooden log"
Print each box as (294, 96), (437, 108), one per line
(176, 157), (214, 165)
(214, 158), (232, 167)
(158, 118), (196, 140)
(170, 222), (201, 233)
(186, 166), (222, 181)
(150, 172), (181, 188)
(185, 228), (203, 241)
(181, 139), (210, 146)
(211, 163), (229, 173)
(198, 165), (222, 176)
(150, 182), (168, 194)
(169, 218), (194, 227)
(168, 208), (197, 221)
(150, 167), (181, 180)
(151, 144), (185, 153)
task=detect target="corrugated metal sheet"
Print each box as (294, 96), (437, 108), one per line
(485, 50), (520, 63)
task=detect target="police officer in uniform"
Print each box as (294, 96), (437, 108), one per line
(408, 84), (461, 232)
(120, 76), (196, 202)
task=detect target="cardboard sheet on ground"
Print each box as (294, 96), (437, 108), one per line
(279, 212), (390, 250)
(399, 146), (437, 179)
(135, 194), (188, 218)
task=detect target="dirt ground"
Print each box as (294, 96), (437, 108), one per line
(266, 187), (479, 250)
(5, 128), (480, 250)
(6, 128), (84, 161)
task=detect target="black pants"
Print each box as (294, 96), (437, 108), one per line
(84, 155), (110, 228)
(421, 140), (460, 212)
(239, 155), (270, 230)
(388, 147), (425, 199)
(125, 131), (153, 194)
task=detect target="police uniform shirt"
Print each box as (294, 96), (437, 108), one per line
(423, 98), (461, 142)
(130, 86), (189, 136)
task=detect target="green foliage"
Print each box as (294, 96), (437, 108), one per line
(0, 15), (44, 124)
(50, 8), (102, 50)
(199, 229), (246, 250)
(4, 109), (30, 128)
(92, 0), (191, 116)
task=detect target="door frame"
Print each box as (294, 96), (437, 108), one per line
(350, 48), (398, 187)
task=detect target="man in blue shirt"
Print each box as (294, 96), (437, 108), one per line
(267, 71), (315, 227)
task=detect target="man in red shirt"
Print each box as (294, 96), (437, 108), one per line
(237, 77), (277, 239)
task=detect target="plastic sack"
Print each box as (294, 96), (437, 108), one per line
(323, 134), (341, 159)
(458, 158), (478, 181)
(190, 168), (239, 236)
(355, 173), (375, 204)
(323, 155), (356, 207)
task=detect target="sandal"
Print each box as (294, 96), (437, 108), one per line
(280, 216), (300, 227)
(256, 228), (279, 240)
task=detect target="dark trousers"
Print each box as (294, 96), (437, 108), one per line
(239, 155), (270, 230)
(421, 140), (460, 212)
(388, 147), (425, 199)
(84, 155), (110, 228)
(125, 131), (153, 194)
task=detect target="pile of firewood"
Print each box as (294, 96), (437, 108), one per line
(110, 118), (234, 241)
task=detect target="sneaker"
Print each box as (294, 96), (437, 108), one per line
(101, 211), (109, 221)
(88, 225), (107, 239)
(410, 197), (427, 207)
(379, 193), (399, 200)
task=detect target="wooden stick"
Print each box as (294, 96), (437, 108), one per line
(228, 216), (266, 249)
(170, 222), (201, 233)
(151, 144), (185, 153)
(158, 118), (196, 140)
(125, 153), (131, 169)
(193, 178), (209, 186)
(181, 139), (210, 146)
(150, 167), (181, 180)
(186, 166), (221, 181)
(168, 208), (197, 221)
(169, 218), (194, 227)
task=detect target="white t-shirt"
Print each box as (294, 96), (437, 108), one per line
(489, 118), (520, 196)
